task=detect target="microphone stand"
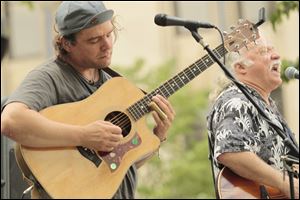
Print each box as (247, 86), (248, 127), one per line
(188, 28), (299, 198)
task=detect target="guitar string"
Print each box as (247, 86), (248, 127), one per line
(111, 48), (226, 131)
(107, 47), (226, 132)
(106, 45), (226, 131)
(107, 66), (206, 130)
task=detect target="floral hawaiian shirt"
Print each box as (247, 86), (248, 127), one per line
(207, 83), (297, 180)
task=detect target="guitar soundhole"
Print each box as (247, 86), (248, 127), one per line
(104, 111), (131, 137)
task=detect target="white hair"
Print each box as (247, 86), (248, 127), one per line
(225, 52), (254, 73)
(208, 51), (254, 102)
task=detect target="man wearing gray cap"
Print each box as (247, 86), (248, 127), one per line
(1, 1), (175, 199)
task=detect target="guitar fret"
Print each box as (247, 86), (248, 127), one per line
(212, 49), (220, 59)
(188, 65), (197, 77)
(190, 63), (201, 76)
(140, 101), (149, 116)
(177, 72), (186, 85)
(127, 44), (229, 121)
(165, 81), (176, 93)
(128, 106), (138, 121)
(168, 79), (180, 92)
(160, 85), (170, 97)
(195, 59), (205, 72)
(174, 75), (185, 88)
(134, 104), (143, 119)
(183, 68), (194, 81)
(131, 105), (141, 120)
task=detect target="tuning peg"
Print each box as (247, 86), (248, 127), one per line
(238, 19), (245, 24)
(234, 44), (240, 50)
(252, 34), (258, 40)
(243, 23), (249, 28)
(222, 31), (228, 36)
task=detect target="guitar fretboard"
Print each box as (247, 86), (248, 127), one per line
(127, 44), (228, 121)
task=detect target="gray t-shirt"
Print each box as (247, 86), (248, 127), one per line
(5, 58), (137, 199)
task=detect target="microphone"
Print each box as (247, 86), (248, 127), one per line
(154, 14), (215, 29)
(285, 66), (299, 80)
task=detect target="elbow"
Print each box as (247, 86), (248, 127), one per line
(1, 103), (27, 139)
(217, 152), (244, 167)
(217, 152), (230, 166)
(1, 112), (13, 138)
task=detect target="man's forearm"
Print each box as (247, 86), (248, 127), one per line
(218, 151), (290, 195)
(1, 103), (82, 148)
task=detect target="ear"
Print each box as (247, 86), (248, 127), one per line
(234, 63), (247, 75)
(61, 38), (72, 53)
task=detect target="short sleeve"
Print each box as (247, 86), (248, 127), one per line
(213, 97), (260, 160)
(4, 69), (58, 111)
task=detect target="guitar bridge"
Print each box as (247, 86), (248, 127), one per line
(77, 146), (102, 167)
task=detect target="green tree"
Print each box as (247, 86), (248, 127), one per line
(269, 1), (299, 82)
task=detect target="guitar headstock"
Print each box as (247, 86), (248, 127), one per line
(224, 19), (260, 53)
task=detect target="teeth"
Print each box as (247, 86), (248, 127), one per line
(269, 60), (281, 72)
(271, 63), (280, 72)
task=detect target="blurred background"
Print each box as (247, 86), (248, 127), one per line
(1, 1), (299, 199)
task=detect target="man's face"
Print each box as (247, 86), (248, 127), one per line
(242, 38), (282, 92)
(69, 20), (114, 69)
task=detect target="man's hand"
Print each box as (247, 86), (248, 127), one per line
(151, 95), (175, 142)
(80, 120), (123, 151)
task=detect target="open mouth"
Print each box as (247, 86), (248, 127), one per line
(270, 62), (281, 73)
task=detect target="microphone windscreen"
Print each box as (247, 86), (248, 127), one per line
(285, 66), (298, 80)
(154, 14), (167, 26)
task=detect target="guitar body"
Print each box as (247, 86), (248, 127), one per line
(15, 77), (160, 198)
(217, 167), (287, 199)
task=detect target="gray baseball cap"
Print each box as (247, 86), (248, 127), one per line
(55, 1), (114, 36)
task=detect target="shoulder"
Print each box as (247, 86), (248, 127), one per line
(215, 84), (251, 109)
(27, 58), (78, 84)
(24, 58), (60, 79)
(208, 84), (258, 122)
(32, 58), (65, 75)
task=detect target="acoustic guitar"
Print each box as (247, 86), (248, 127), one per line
(216, 167), (287, 199)
(15, 19), (260, 198)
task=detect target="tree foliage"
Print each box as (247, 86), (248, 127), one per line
(269, 1), (299, 82)
(270, 1), (299, 32)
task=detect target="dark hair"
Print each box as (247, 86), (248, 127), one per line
(53, 33), (77, 56)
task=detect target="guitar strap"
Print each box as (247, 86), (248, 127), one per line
(207, 137), (218, 195)
(102, 67), (147, 95)
(102, 67), (122, 78)
(207, 109), (220, 198)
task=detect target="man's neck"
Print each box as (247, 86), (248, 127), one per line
(242, 81), (271, 105)
(60, 56), (99, 82)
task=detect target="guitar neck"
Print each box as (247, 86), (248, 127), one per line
(127, 44), (228, 121)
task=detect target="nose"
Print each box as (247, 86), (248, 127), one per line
(101, 37), (112, 51)
(271, 51), (280, 60)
